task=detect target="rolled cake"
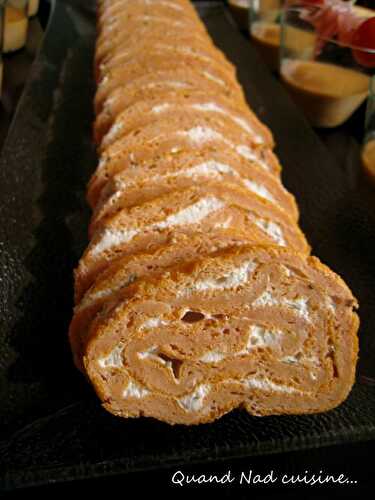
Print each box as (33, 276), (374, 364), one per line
(69, 0), (359, 425)
(96, 34), (234, 81)
(95, 53), (240, 113)
(82, 245), (358, 424)
(69, 228), (254, 370)
(94, 69), (247, 143)
(98, 94), (273, 153)
(88, 115), (279, 208)
(76, 183), (309, 301)
(90, 148), (298, 235)
(95, 4), (207, 64)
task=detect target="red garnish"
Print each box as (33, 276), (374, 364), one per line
(351, 17), (375, 68)
(299, 0), (374, 67)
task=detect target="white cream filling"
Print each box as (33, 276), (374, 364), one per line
(244, 325), (283, 350)
(192, 260), (257, 293)
(243, 377), (301, 394)
(252, 291), (279, 308)
(103, 94), (118, 109)
(283, 297), (310, 322)
(199, 351), (226, 363)
(200, 325), (283, 363)
(91, 196), (225, 256)
(181, 161), (233, 179)
(103, 161), (234, 211)
(235, 145), (271, 172)
(152, 128), (272, 173)
(155, 196), (225, 230)
(151, 103), (171, 114)
(104, 121), (124, 144)
(155, 43), (214, 64)
(202, 70), (225, 87)
(91, 228), (139, 257)
(178, 126), (226, 145)
(98, 343), (124, 369)
(253, 292), (310, 322)
(243, 179), (275, 203)
(99, 74), (109, 89)
(104, 159), (278, 212)
(138, 345), (167, 364)
(140, 317), (169, 330)
(253, 217), (286, 246)
(191, 102), (262, 141)
(326, 296), (337, 313)
(146, 80), (190, 89)
(123, 380), (150, 399)
(96, 156), (108, 174)
(78, 287), (113, 311)
(160, 0), (184, 10)
(178, 384), (211, 412)
(281, 355), (300, 365)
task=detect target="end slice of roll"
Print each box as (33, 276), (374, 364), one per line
(81, 245), (359, 425)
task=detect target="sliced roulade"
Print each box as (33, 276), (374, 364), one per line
(80, 245), (359, 425)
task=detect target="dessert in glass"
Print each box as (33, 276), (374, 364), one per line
(228, 0), (249, 30)
(280, 0), (375, 128)
(249, 0), (284, 70)
(2, 0), (28, 53)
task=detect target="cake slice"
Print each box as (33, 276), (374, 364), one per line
(80, 245), (359, 425)
(97, 0), (198, 24)
(96, 7), (206, 64)
(76, 184), (309, 301)
(89, 113), (280, 208)
(88, 138), (281, 210)
(97, 34), (234, 82)
(97, 0), (202, 38)
(94, 69), (247, 143)
(90, 148), (297, 235)
(98, 94), (273, 153)
(69, 228), (254, 370)
(94, 53), (239, 113)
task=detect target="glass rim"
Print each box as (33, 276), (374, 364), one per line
(283, 4), (375, 54)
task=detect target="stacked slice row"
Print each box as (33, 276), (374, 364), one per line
(69, 0), (359, 425)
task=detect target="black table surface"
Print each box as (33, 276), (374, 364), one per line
(0, 0), (374, 496)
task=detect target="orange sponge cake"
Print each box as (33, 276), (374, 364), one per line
(90, 149), (298, 235)
(94, 52), (240, 113)
(82, 246), (358, 424)
(69, 228), (254, 371)
(76, 183), (309, 300)
(94, 70), (247, 143)
(88, 137), (281, 209)
(98, 94), (273, 153)
(68, 0), (359, 425)
(89, 114), (280, 208)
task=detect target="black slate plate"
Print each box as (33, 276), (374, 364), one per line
(0, 0), (375, 491)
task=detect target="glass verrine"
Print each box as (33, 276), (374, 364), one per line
(249, 0), (285, 70)
(228, 0), (250, 31)
(27, 0), (39, 17)
(0, 1), (4, 96)
(280, 2), (375, 128)
(2, 0), (28, 53)
(362, 77), (375, 181)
